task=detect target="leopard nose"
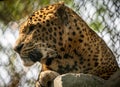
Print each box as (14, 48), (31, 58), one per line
(14, 43), (24, 53)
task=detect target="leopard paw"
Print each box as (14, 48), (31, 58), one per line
(36, 70), (59, 87)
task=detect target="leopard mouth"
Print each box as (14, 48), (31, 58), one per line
(28, 49), (43, 62)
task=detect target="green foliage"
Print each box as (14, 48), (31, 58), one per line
(97, 6), (106, 14)
(90, 20), (104, 32)
(0, 0), (37, 24)
(39, 0), (50, 6)
(89, 6), (106, 32)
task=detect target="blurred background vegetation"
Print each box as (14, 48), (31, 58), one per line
(0, 0), (120, 87)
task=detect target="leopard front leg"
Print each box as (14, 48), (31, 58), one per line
(35, 70), (60, 87)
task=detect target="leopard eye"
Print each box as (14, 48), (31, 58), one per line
(29, 25), (35, 33)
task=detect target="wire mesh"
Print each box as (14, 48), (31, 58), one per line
(0, 0), (120, 86)
(74, 0), (120, 63)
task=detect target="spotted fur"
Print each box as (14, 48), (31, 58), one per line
(14, 2), (119, 86)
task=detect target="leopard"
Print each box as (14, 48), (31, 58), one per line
(14, 2), (119, 87)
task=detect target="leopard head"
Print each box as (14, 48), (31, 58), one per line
(14, 2), (65, 66)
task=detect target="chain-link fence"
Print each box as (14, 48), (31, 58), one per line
(0, 0), (120, 86)
(74, 0), (120, 62)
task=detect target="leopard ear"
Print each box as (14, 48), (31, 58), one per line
(56, 2), (68, 25)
